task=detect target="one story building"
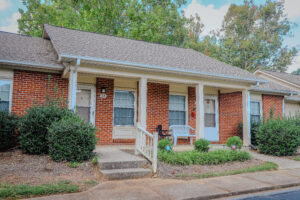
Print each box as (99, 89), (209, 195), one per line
(0, 25), (295, 146)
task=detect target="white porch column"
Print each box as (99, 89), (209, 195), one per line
(242, 89), (250, 146)
(196, 83), (204, 139)
(138, 77), (147, 128)
(68, 59), (80, 110)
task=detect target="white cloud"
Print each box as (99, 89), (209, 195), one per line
(283, 0), (300, 19)
(287, 53), (300, 72)
(183, 0), (230, 36)
(0, 0), (12, 11)
(0, 12), (21, 33)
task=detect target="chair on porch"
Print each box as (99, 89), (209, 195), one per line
(156, 125), (172, 140)
(169, 125), (196, 146)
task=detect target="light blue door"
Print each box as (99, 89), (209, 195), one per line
(204, 96), (219, 141)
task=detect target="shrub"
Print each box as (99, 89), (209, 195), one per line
(158, 139), (172, 151)
(194, 139), (210, 152)
(250, 121), (261, 146)
(256, 118), (300, 156)
(226, 136), (243, 149)
(158, 149), (251, 165)
(18, 105), (69, 154)
(48, 114), (97, 162)
(0, 111), (18, 151)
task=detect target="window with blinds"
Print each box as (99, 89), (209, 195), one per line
(169, 95), (186, 126)
(250, 101), (261, 123)
(0, 80), (11, 112)
(114, 91), (135, 126)
(204, 99), (216, 127)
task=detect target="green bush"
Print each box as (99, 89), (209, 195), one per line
(158, 139), (172, 151)
(256, 118), (300, 156)
(18, 105), (69, 154)
(158, 149), (251, 165)
(48, 114), (97, 162)
(0, 111), (18, 151)
(226, 136), (243, 149)
(250, 121), (261, 146)
(194, 139), (210, 152)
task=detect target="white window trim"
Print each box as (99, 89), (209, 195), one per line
(113, 88), (137, 127)
(250, 100), (262, 122)
(169, 93), (188, 126)
(76, 84), (96, 125)
(0, 79), (13, 112)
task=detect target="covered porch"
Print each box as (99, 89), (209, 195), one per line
(65, 60), (251, 147)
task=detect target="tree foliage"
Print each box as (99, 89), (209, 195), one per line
(18, 0), (191, 46)
(190, 0), (297, 72)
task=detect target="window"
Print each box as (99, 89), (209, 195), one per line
(169, 95), (186, 126)
(204, 99), (216, 127)
(250, 101), (261, 123)
(114, 90), (135, 126)
(0, 80), (12, 112)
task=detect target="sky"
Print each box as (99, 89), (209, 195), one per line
(0, 0), (300, 72)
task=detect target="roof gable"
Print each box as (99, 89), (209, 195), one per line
(255, 69), (300, 87)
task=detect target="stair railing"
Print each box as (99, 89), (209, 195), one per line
(135, 123), (158, 173)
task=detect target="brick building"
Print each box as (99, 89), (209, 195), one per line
(0, 25), (295, 146)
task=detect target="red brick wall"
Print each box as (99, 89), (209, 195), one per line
(12, 70), (68, 115)
(219, 92), (243, 144)
(262, 94), (283, 120)
(147, 82), (169, 133)
(95, 78), (114, 144)
(188, 87), (196, 132)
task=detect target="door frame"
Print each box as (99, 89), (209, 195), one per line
(76, 84), (96, 125)
(204, 95), (219, 141)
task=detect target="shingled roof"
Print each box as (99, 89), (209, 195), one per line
(250, 81), (296, 95)
(43, 24), (265, 83)
(0, 31), (62, 69)
(256, 69), (300, 86)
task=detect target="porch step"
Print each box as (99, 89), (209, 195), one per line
(101, 168), (152, 180)
(99, 160), (148, 170)
(96, 147), (152, 180)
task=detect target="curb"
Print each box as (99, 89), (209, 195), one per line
(184, 182), (300, 200)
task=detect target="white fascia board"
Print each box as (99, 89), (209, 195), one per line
(59, 54), (267, 84)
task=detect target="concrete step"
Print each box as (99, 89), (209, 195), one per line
(98, 159), (149, 170)
(101, 168), (152, 180)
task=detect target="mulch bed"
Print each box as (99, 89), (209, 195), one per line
(0, 149), (101, 190)
(157, 159), (265, 178)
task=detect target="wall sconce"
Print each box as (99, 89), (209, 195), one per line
(101, 87), (106, 94)
(100, 87), (107, 99)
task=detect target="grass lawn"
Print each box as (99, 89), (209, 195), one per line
(292, 156), (300, 161)
(0, 181), (79, 199)
(174, 162), (278, 179)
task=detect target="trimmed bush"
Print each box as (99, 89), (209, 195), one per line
(226, 136), (243, 149)
(0, 111), (18, 151)
(194, 139), (210, 152)
(256, 118), (300, 156)
(158, 139), (172, 151)
(18, 105), (69, 154)
(158, 149), (251, 165)
(48, 114), (97, 162)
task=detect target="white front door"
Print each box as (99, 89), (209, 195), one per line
(76, 84), (96, 124)
(204, 96), (219, 141)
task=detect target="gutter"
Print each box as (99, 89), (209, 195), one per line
(0, 59), (63, 70)
(59, 54), (267, 84)
(250, 88), (297, 96)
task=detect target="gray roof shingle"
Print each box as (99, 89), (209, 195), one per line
(0, 31), (62, 69)
(251, 81), (296, 95)
(43, 24), (264, 82)
(258, 69), (300, 86)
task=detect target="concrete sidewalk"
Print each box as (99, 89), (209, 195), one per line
(29, 168), (300, 200)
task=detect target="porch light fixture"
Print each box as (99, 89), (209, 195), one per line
(101, 87), (106, 94)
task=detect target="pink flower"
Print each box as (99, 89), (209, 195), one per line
(232, 145), (236, 150)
